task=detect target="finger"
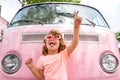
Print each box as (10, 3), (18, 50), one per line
(29, 58), (32, 61)
(25, 58), (32, 64)
(75, 11), (79, 16)
(26, 60), (32, 64)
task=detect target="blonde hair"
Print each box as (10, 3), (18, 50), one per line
(42, 29), (66, 56)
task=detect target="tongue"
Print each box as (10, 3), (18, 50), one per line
(50, 43), (55, 47)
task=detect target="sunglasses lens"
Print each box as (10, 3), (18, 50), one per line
(55, 35), (61, 39)
(45, 35), (61, 40)
(46, 35), (52, 39)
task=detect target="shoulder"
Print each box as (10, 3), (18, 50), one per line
(37, 55), (46, 66)
(60, 48), (67, 54)
(37, 55), (45, 62)
(60, 48), (70, 57)
(60, 48), (70, 61)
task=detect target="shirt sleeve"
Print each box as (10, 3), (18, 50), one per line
(36, 56), (44, 70)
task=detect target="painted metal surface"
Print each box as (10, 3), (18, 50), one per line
(0, 3), (120, 80)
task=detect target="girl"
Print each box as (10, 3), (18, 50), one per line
(25, 11), (82, 80)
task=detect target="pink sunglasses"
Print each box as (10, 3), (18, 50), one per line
(45, 35), (61, 40)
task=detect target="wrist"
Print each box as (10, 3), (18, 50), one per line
(74, 25), (80, 29)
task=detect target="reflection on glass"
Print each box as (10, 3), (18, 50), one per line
(9, 3), (108, 28)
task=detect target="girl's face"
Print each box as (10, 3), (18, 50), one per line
(45, 34), (61, 52)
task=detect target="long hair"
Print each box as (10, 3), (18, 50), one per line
(42, 29), (66, 56)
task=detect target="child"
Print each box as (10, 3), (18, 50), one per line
(25, 11), (82, 80)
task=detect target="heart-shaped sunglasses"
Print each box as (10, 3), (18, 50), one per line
(45, 35), (61, 40)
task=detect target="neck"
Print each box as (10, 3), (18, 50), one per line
(48, 50), (58, 55)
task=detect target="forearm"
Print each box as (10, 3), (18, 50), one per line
(72, 11), (81, 47)
(67, 11), (81, 54)
(28, 66), (43, 80)
(67, 26), (80, 54)
(72, 26), (80, 46)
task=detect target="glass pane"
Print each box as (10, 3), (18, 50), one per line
(9, 3), (108, 28)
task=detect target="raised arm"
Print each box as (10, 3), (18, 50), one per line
(25, 58), (44, 80)
(67, 11), (82, 55)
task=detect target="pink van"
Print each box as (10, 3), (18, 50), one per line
(0, 2), (120, 80)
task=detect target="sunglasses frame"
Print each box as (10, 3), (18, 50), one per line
(45, 35), (61, 40)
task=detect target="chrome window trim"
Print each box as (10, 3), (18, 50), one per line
(21, 32), (100, 44)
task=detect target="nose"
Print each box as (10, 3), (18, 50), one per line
(49, 37), (55, 41)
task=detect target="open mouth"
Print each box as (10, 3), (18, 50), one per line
(49, 42), (56, 47)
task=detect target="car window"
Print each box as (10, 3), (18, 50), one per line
(9, 3), (109, 28)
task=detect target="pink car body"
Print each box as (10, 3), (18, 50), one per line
(0, 2), (120, 80)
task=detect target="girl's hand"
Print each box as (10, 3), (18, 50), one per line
(25, 58), (33, 68)
(74, 11), (82, 28)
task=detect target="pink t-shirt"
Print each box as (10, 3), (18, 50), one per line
(36, 49), (70, 80)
